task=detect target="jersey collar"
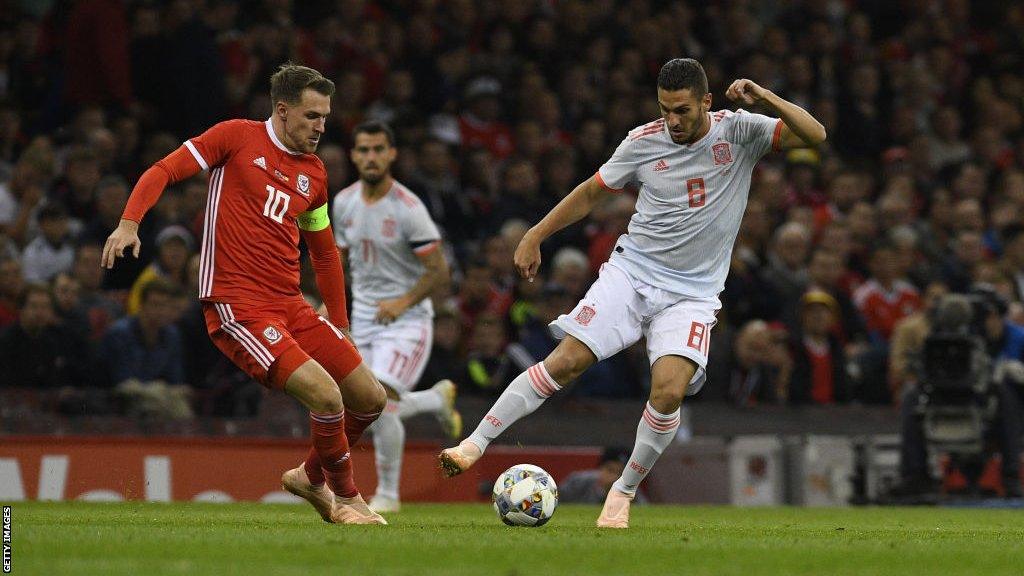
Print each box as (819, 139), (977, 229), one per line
(264, 118), (302, 156)
(682, 112), (715, 149)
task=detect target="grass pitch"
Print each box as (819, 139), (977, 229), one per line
(9, 501), (1024, 575)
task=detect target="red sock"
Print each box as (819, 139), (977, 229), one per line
(304, 409), (382, 486)
(309, 411), (358, 498)
(303, 447), (325, 486)
(345, 408), (382, 446)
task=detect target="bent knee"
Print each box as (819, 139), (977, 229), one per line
(369, 379), (388, 413)
(648, 377), (688, 413)
(544, 341), (596, 384)
(648, 390), (685, 413)
(311, 385), (344, 414)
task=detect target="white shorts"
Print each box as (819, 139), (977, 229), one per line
(550, 263), (719, 395)
(352, 315), (433, 394)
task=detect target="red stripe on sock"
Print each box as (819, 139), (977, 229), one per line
(311, 411), (344, 424)
(347, 409), (380, 420)
(534, 363), (559, 392)
(642, 411), (680, 432)
(644, 404), (678, 423)
(310, 412), (358, 498)
(528, 365), (555, 397)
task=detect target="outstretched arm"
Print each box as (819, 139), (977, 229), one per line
(102, 146), (202, 268)
(726, 79), (827, 149)
(514, 175), (612, 281)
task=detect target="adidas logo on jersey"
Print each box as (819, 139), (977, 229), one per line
(653, 159), (669, 172)
(253, 156), (267, 170)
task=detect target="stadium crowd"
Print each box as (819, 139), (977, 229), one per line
(1, 0), (1024, 423)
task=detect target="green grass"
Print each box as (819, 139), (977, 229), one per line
(7, 501), (1024, 575)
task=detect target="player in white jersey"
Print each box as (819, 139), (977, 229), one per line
(440, 58), (826, 527)
(332, 122), (460, 513)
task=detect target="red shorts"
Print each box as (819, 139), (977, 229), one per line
(202, 297), (361, 389)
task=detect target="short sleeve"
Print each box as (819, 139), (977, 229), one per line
(404, 200), (442, 253)
(732, 109), (783, 158)
(596, 136), (641, 191)
(331, 197), (349, 248)
(184, 120), (246, 171)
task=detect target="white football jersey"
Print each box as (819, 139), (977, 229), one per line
(332, 179), (442, 323)
(598, 109), (782, 298)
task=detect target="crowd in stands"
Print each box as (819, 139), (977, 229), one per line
(2, 0), (1024, 423)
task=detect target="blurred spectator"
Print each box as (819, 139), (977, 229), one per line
(728, 320), (792, 406)
(366, 69), (418, 128)
(888, 281), (950, 401)
(852, 243), (923, 403)
(854, 244), (922, 345)
(482, 234), (517, 292)
(456, 258), (512, 333)
(807, 248), (867, 349)
(21, 203), (73, 284)
(889, 225), (935, 288)
(0, 256), (24, 327)
(941, 231), (985, 293)
(508, 272), (544, 330)
(0, 139), (52, 244)
(458, 77), (513, 159)
(418, 306), (464, 389)
(788, 290), (849, 405)
(550, 247), (591, 301)
(559, 447), (643, 504)
(70, 243), (122, 339)
(317, 144), (349, 196)
(492, 157), (548, 227)
(784, 149), (825, 208)
(50, 146), (100, 225)
(1001, 225), (1024, 303)
(99, 278), (185, 388)
(126, 225), (193, 315)
(586, 195), (634, 275)
(0, 284), (90, 388)
(409, 138), (476, 247)
(0, 235), (17, 261)
(763, 221), (811, 330)
(51, 272), (91, 343)
(927, 107), (970, 171)
(80, 175), (129, 245)
(462, 311), (510, 395)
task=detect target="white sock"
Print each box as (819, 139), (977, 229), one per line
(467, 362), (561, 453)
(371, 401), (404, 501)
(397, 388), (444, 419)
(612, 402), (680, 497)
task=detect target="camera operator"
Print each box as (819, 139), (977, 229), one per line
(894, 289), (1023, 499)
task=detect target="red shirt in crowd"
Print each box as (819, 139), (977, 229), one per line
(853, 278), (922, 341)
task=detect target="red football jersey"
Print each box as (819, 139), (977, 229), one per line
(853, 278), (922, 341)
(184, 119), (329, 304)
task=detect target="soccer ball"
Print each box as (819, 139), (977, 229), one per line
(492, 464), (558, 527)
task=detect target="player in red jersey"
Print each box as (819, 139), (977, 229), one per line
(102, 64), (388, 525)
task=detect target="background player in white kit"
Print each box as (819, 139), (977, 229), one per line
(333, 122), (460, 513)
(440, 58), (826, 527)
